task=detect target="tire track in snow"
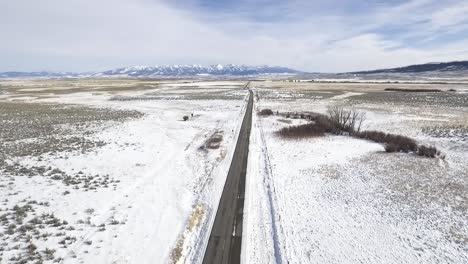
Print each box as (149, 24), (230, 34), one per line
(257, 114), (288, 264)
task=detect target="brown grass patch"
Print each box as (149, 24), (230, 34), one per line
(205, 131), (223, 149)
(188, 204), (205, 232)
(169, 204), (205, 263)
(170, 235), (185, 264)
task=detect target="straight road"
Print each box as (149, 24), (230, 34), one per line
(203, 84), (253, 264)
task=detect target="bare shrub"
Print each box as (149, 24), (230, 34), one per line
(109, 219), (120, 225)
(417, 145), (439, 158)
(386, 135), (418, 153)
(276, 108), (440, 158)
(356, 131), (387, 142)
(277, 112), (337, 139)
(357, 131), (417, 153)
(327, 106), (366, 134)
(43, 248), (55, 260)
(259, 109), (274, 116)
(277, 122), (329, 138)
(385, 144), (397, 152)
(312, 114), (336, 133)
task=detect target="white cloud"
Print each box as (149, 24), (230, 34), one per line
(0, 0), (467, 72)
(430, 2), (468, 30)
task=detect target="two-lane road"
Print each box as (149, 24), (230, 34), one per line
(203, 84), (253, 264)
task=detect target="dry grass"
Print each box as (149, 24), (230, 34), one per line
(169, 204), (205, 264)
(188, 204), (205, 232)
(170, 234), (185, 264)
(205, 132), (223, 149)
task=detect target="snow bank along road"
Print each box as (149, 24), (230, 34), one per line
(203, 84), (253, 264)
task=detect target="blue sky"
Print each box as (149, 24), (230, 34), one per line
(1, 0), (468, 72)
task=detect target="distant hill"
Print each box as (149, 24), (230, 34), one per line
(351, 61), (468, 74)
(0, 71), (81, 78)
(0, 64), (300, 79)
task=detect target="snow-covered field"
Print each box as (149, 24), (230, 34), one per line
(0, 80), (247, 263)
(2, 79), (468, 264)
(243, 82), (468, 263)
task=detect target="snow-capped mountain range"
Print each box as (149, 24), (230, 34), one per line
(0, 64), (300, 78)
(2, 61), (468, 79)
(98, 64), (299, 77)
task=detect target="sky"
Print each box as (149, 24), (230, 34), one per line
(1, 0), (468, 72)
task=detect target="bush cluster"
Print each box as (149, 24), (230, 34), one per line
(259, 109), (274, 116)
(327, 106), (366, 134)
(277, 113), (338, 138)
(275, 107), (442, 158)
(277, 123), (327, 138)
(355, 131), (418, 153)
(417, 145), (440, 158)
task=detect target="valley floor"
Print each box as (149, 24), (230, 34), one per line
(0, 79), (247, 263)
(1, 79), (468, 264)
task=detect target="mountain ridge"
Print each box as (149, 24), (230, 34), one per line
(350, 60), (468, 74)
(2, 60), (468, 79)
(0, 64), (300, 78)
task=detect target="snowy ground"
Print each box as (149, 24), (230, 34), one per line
(243, 82), (468, 263)
(2, 79), (468, 264)
(0, 80), (247, 263)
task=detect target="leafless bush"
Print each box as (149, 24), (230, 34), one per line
(277, 112), (339, 138)
(387, 135), (418, 153)
(259, 109), (274, 116)
(355, 130), (386, 142)
(278, 108), (440, 158)
(327, 106), (366, 134)
(356, 131), (417, 153)
(417, 145), (439, 158)
(277, 123), (327, 138)
(385, 144), (398, 152)
(312, 114), (336, 133)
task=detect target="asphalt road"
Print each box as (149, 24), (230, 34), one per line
(203, 84), (253, 264)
